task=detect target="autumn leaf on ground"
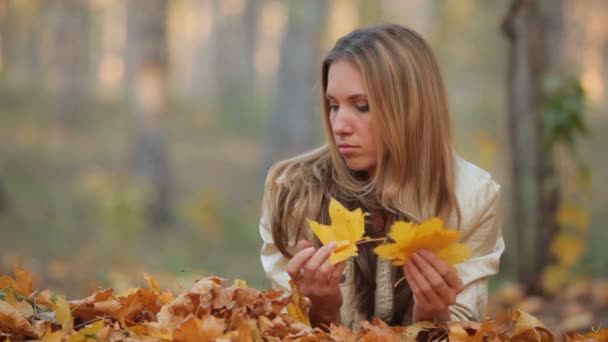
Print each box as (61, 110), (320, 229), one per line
(172, 314), (225, 342)
(373, 218), (471, 266)
(568, 328), (608, 341)
(0, 300), (36, 339)
(511, 310), (555, 342)
(53, 296), (73, 333)
(285, 280), (310, 326)
(0, 266), (34, 298)
(307, 197), (369, 264)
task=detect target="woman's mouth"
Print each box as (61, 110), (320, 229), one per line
(338, 144), (360, 155)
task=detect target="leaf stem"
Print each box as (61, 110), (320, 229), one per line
(356, 237), (386, 245)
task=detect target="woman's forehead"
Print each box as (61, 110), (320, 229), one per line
(326, 60), (367, 98)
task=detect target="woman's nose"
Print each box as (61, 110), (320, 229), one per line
(332, 110), (354, 136)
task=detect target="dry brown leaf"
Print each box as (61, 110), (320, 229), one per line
(172, 314), (225, 342)
(511, 310), (555, 342)
(115, 288), (161, 326)
(0, 300), (36, 339)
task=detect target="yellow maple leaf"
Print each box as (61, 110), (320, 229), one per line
(374, 218), (471, 266)
(69, 320), (105, 342)
(285, 280), (311, 326)
(40, 329), (63, 342)
(53, 297), (73, 333)
(307, 198), (369, 264)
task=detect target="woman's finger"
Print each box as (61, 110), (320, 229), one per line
(411, 252), (455, 305)
(419, 249), (464, 292)
(330, 261), (347, 286)
(406, 259), (445, 309)
(315, 258), (334, 282)
(404, 263), (430, 308)
(287, 247), (315, 281)
(302, 242), (336, 282)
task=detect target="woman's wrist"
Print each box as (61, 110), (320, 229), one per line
(309, 303), (342, 327)
(413, 306), (451, 323)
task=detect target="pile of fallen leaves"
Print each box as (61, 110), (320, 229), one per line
(1, 267), (607, 341)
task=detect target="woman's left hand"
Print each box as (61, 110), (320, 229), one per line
(403, 249), (464, 322)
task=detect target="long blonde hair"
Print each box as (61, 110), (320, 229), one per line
(264, 23), (461, 321)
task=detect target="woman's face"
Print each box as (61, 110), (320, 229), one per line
(326, 59), (378, 176)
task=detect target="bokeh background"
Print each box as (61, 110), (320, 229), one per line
(0, 0), (606, 330)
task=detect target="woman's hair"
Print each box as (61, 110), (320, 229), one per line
(264, 23), (461, 322)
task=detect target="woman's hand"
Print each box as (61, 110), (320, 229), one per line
(403, 249), (464, 322)
(286, 240), (346, 327)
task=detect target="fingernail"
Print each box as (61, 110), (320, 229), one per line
(304, 247), (315, 254)
(328, 241), (337, 248)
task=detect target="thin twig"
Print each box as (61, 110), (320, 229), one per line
(394, 275), (407, 288)
(74, 316), (109, 329)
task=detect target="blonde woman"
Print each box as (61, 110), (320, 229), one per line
(259, 24), (504, 328)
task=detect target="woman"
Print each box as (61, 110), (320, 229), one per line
(259, 23), (504, 328)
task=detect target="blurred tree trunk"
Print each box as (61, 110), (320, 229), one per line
(264, 0), (327, 167)
(212, 0), (260, 130)
(126, 0), (172, 228)
(49, 0), (90, 126)
(502, 0), (563, 293)
(189, 0), (215, 101)
(0, 1), (44, 87)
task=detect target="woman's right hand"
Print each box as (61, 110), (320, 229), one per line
(286, 240), (346, 327)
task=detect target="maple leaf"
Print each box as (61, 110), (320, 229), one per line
(0, 300), (36, 339)
(5, 290), (33, 319)
(569, 328), (608, 341)
(0, 267), (34, 298)
(373, 218), (471, 266)
(172, 314), (225, 342)
(510, 310), (555, 342)
(307, 197), (369, 264)
(53, 297), (73, 333)
(285, 280), (310, 326)
(40, 329), (63, 342)
(69, 320), (106, 342)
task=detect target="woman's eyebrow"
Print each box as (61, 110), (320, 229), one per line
(325, 93), (367, 100)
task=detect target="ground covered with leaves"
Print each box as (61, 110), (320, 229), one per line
(1, 267), (607, 341)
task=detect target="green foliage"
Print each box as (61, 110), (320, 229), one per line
(542, 74), (589, 151)
(542, 74), (591, 184)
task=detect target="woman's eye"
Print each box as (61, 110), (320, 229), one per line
(329, 104), (339, 112)
(355, 104), (370, 113)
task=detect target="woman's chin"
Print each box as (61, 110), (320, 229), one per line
(345, 162), (374, 176)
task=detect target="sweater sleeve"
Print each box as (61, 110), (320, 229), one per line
(259, 204), (293, 293)
(449, 177), (505, 321)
